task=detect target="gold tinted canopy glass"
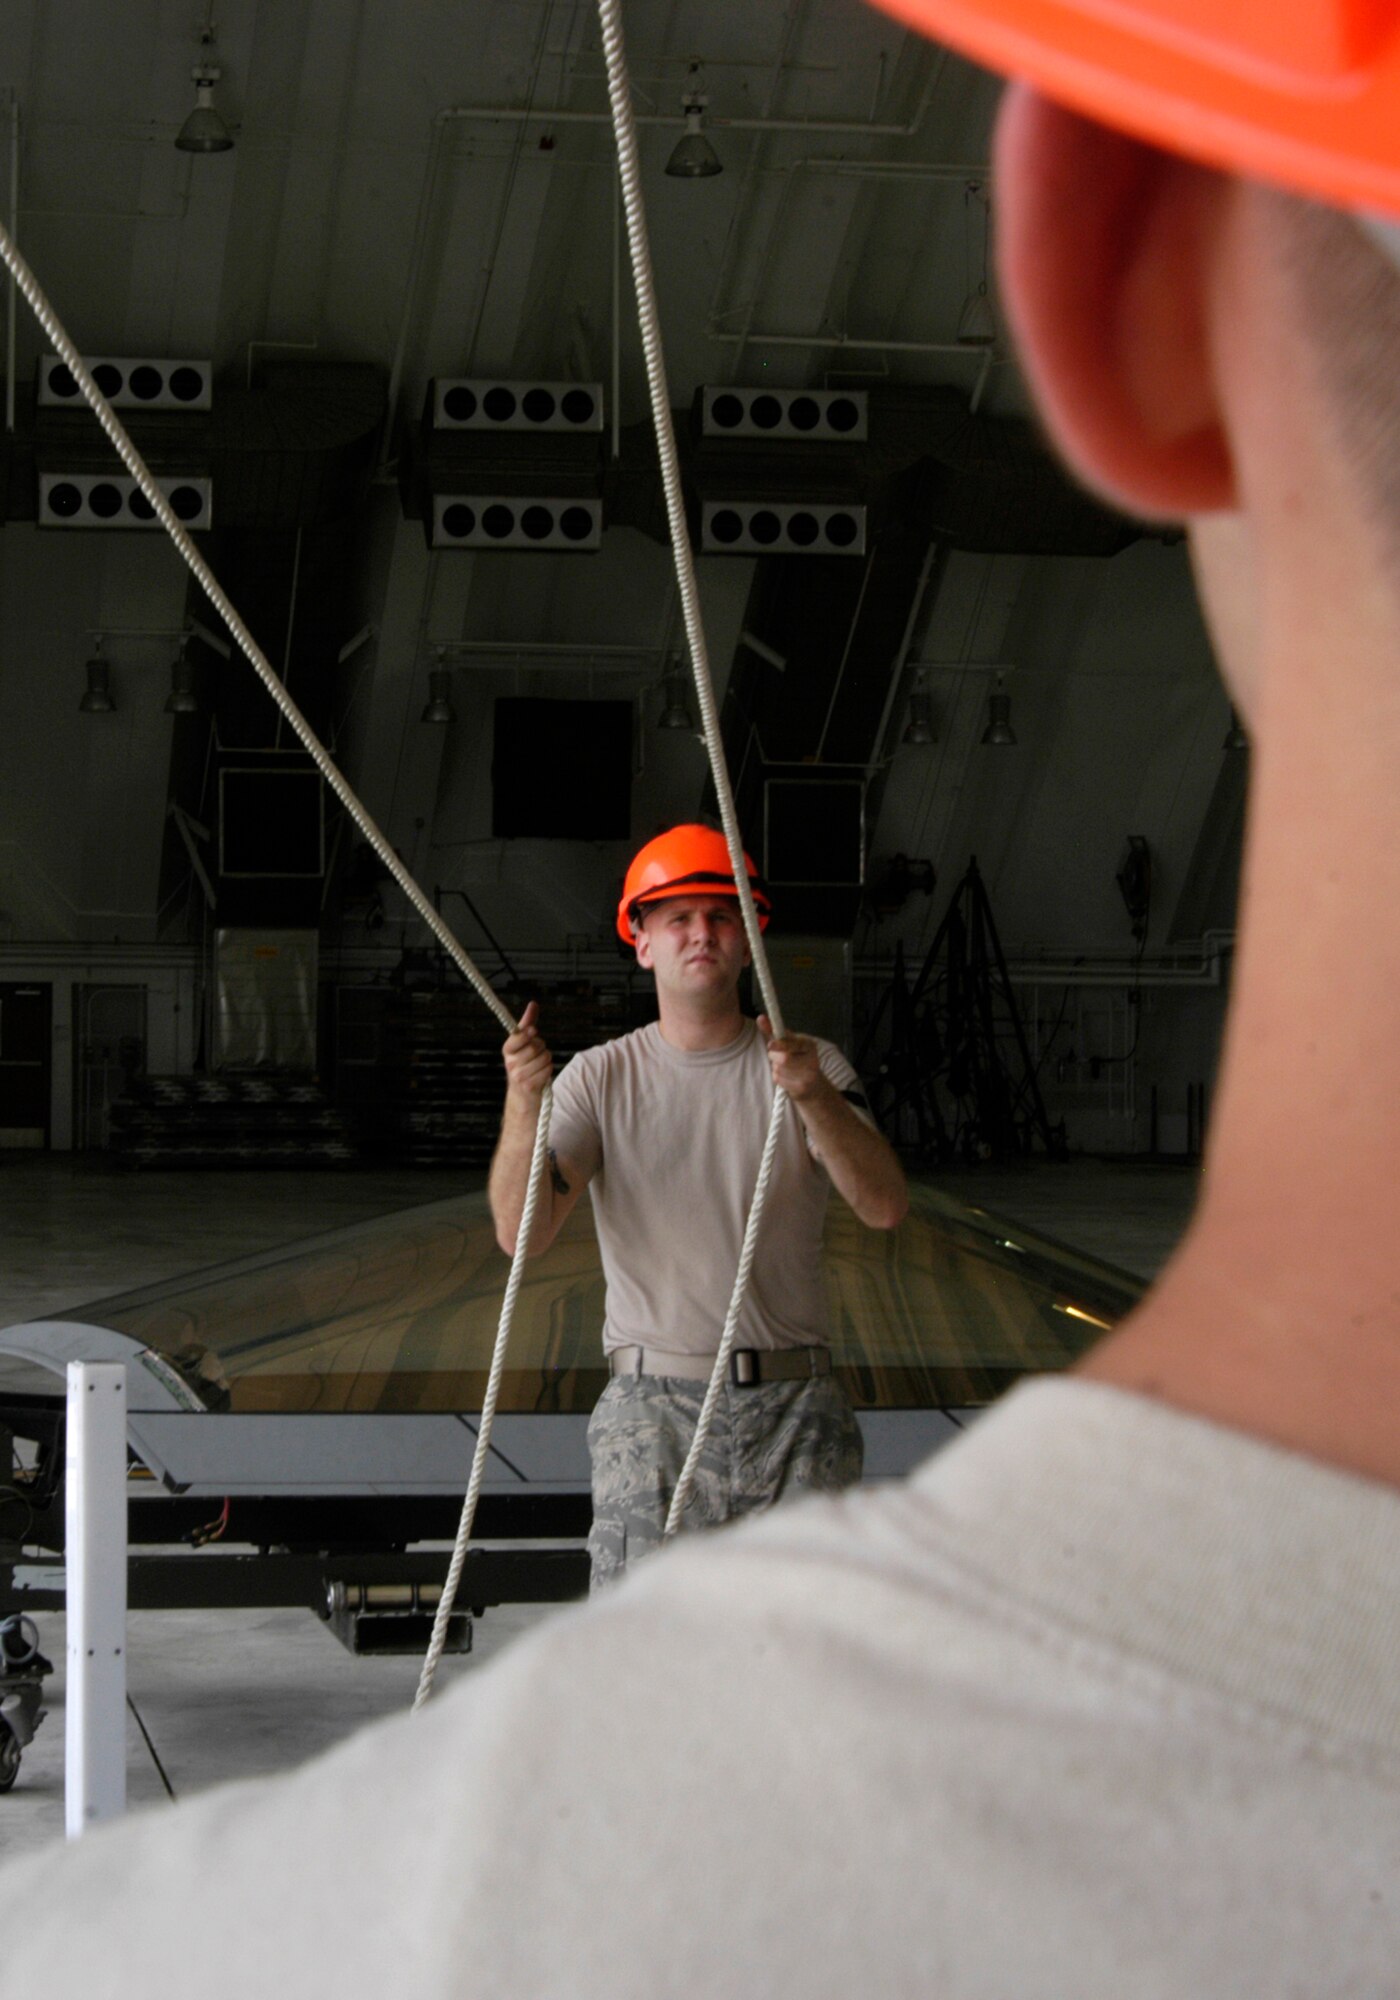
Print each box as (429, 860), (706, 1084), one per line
(81, 1186), (1140, 1417)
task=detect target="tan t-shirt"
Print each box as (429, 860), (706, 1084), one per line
(547, 1019), (862, 1356)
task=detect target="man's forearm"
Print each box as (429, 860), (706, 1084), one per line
(488, 1095), (549, 1255)
(793, 1081), (908, 1229)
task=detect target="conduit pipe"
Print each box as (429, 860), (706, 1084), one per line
(709, 154), (989, 374)
(611, 173), (621, 459)
(6, 91), (17, 433)
(711, 331), (1000, 354)
(383, 75), (962, 460)
(865, 541), (943, 773)
(712, 0), (814, 386)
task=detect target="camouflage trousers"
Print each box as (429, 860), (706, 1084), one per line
(586, 1369), (863, 1590)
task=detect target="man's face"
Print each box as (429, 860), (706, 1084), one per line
(633, 894), (750, 1002)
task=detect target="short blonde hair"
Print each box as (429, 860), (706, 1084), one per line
(1274, 194), (1400, 536)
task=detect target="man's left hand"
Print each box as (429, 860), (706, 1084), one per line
(757, 1015), (828, 1103)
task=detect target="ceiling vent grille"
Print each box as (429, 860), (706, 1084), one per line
(430, 380), (604, 432)
(430, 495), (603, 550)
(39, 357), (213, 411)
(699, 388), (867, 441)
(700, 501), (865, 557)
(39, 472), (213, 530)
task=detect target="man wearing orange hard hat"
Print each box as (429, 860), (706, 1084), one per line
(490, 822), (907, 1589)
(5, 2), (1400, 1991)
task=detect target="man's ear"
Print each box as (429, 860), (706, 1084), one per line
(633, 922), (652, 970)
(993, 84), (1235, 519)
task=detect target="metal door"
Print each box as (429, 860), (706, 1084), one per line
(75, 986), (147, 1150)
(0, 984), (52, 1149)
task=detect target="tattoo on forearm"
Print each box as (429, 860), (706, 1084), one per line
(548, 1148), (570, 1197)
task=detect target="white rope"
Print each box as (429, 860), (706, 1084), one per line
(6, 0), (809, 1660)
(414, 1080), (552, 1706)
(663, 1086), (787, 1533)
(594, 0), (798, 1539)
(595, 0), (783, 1041)
(0, 212), (541, 1709)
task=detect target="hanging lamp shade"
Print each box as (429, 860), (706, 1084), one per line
(79, 649), (114, 714)
(421, 667), (454, 726)
(665, 105), (722, 178)
(164, 642), (199, 714)
(658, 672), (695, 730)
(176, 34), (233, 154)
(903, 690), (936, 746)
(981, 689), (1016, 746)
(176, 84), (234, 153)
(957, 284), (997, 346)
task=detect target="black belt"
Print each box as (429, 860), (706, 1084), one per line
(608, 1344), (832, 1387)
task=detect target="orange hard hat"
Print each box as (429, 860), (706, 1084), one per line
(868, 0), (1400, 227)
(616, 825), (772, 945)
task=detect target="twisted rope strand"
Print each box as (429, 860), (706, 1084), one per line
(663, 1086), (788, 1534)
(0, 222), (512, 1035)
(0, 211), (543, 1708)
(414, 1080), (554, 1706)
(595, 0), (797, 1537)
(595, 0), (783, 1040)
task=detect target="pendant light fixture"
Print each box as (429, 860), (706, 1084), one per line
(957, 182), (996, 347)
(79, 638), (115, 714)
(421, 659), (454, 726)
(665, 66), (722, 179)
(175, 26), (235, 154)
(981, 679), (1017, 746)
(658, 670), (695, 731)
(902, 672), (936, 746)
(164, 635), (200, 714)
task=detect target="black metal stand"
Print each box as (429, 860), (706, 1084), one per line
(863, 857), (1067, 1165)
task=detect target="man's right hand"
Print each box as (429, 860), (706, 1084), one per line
(502, 999), (553, 1104)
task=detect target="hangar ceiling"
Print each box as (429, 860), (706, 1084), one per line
(0, 0), (1234, 1006)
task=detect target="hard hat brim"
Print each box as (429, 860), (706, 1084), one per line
(616, 883), (773, 947)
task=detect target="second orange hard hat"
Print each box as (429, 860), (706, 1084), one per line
(616, 825), (772, 946)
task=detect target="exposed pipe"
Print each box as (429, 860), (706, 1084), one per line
(381, 115), (445, 463)
(969, 349), (994, 412)
(434, 638), (663, 669)
(462, 1), (556, 377)
(852, 947), (1231, 989)
(712, 331), (1001, 355)
(865, 540), (942, 775)
(709, 156), (988, 346)
(273, 524), (305, 750)
(382, 67), (964, 459)
(1005, 954), (1227, 989)
(436, 103), (945, 137)
(815, 551), (877, 761)
(710, 150), (989, 375)
(714, 0), (812, 388)
(611, 170), (621, 460)
(6, 90), (17, 434)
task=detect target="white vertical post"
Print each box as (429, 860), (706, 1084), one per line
(65, 1360), (127, 1838)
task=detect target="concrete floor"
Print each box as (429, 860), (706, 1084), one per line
(0, 1153), (1198, 1861)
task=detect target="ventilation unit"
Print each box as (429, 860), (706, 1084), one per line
(430, 380), (604, 432)
(39, 473), (213, 530)
(700, 501), (865, 556)
(430, 495), (603, 550)
(699, 388), (867, 441)
(39, 357), (213, 411)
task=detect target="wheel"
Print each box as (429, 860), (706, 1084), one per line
(0, 1720), (20, 1794)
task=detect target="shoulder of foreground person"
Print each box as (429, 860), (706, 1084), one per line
(4, 1378), (1399, 2000)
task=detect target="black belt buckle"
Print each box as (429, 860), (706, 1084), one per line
(730, 1349), (760, 1387)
